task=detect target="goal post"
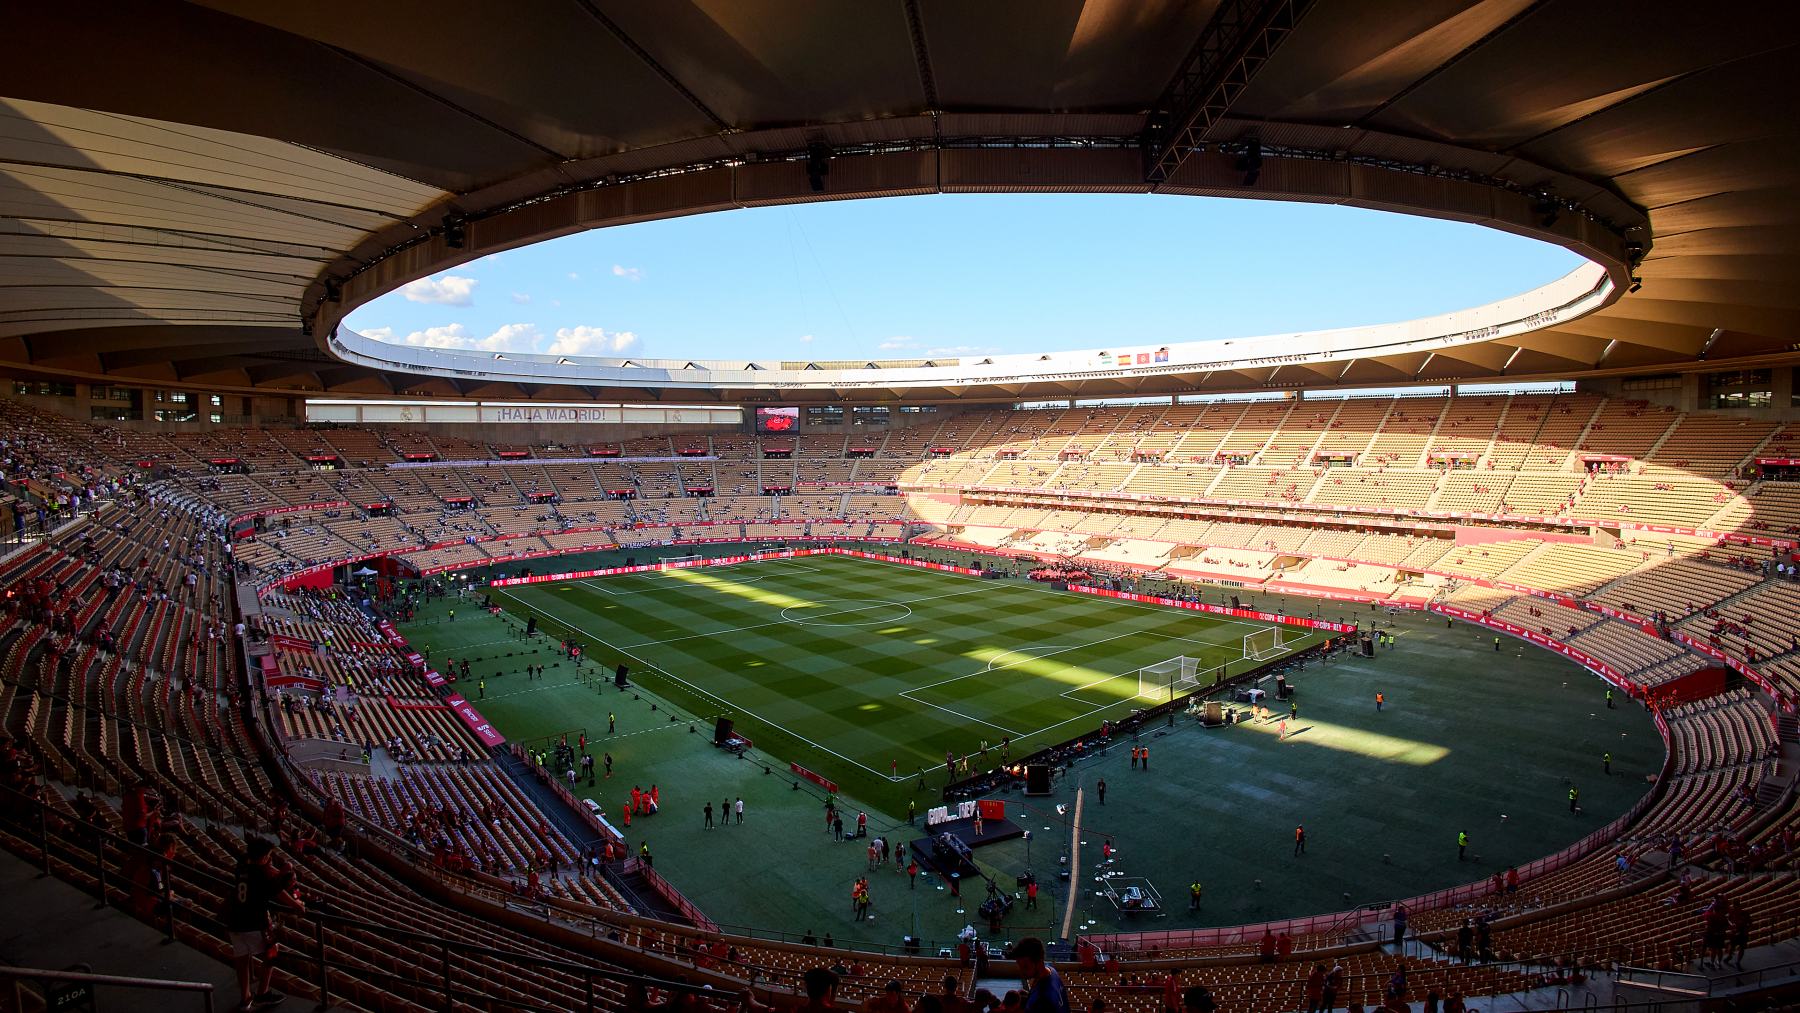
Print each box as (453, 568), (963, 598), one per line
(1243, 626), (1291, 661)
(1135, 656), (1204, 704)
(657, 553), (704, 566)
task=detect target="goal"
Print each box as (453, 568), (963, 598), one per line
(1135, 656), (1204, 704)
(657, 553), (704, 566)
(1242, 626), (1291, 661)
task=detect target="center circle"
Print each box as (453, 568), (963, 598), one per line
(779, 599), (914, 626)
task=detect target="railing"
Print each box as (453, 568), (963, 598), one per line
(1619, 955), (1800, 998)
(0, 783), (768, 1013)
(0, 965), (215, 1013)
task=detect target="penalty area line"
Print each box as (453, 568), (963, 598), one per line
(488, 584), (901, 784)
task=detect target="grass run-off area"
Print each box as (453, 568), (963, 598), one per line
(397, 547), (1662, 946)
(484, 552), (1316, 812)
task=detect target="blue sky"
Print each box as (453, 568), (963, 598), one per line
(345, 194), (1586, 362)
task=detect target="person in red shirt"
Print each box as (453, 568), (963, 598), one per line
(1026, 879), (1038, 909)
(321, 797), (345, 845)
(122, 781), (159, 845)
(865, 981), (908, 1013)
(1258, 929), (1277, 962)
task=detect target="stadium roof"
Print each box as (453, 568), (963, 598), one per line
(2, 0), (1797, 403)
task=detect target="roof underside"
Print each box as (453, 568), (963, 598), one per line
(1, 0), (1797, 403)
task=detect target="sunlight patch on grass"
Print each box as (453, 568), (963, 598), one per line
(1236, 716), (1449, 765)
(660, 567), (816, 609)
(952, 647), (1148, 703)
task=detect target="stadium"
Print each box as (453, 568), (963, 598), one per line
(1, 2), (1799, 1012)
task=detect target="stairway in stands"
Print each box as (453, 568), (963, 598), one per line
(491, 747), (692, 925)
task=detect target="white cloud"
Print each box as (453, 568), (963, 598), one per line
(399, 274), (478, 307)
(378, 322), (638, 357)
(877, 337), (917, 351)
(611, 264), (644, 282)
(482, 322), (544, 352)
(510, 292), (531, 304)
(396, 323), (475, 349)
(371, 322), (639, 358)
(548, 325), (638, 356)
(567, 272), (580, 281)
(798, 334), (814, 344)
(924, 345), (998, 357)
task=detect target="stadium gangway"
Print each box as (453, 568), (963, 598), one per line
(1619, 954), (1800, 1002)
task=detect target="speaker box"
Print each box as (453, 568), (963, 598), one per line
(1359, 636), (1375, 658)
(1024, 764), (1052, 796)
(614, 663), (630, 687)
(1203, 701), (1224, 725)
(714, 716), (735, 745)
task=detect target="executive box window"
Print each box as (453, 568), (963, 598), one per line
(1704, 368), (1771, 410)
(805, 406), (845, 425)
(90, 406), (133, 422)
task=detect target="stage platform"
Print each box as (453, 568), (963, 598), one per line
(909, 814), (1025, 882)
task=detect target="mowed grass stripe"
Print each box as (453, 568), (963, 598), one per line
(486, 554), (1332, 802)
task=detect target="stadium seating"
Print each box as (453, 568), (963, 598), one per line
(4, 388), (1800, 1012)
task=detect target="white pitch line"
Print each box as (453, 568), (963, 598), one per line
(904, 627), (1239, 696)
(584, 573), (773, 596)
(493, 585), (902, 782)
(1005, 700), (1115, 748)
(621, 584), (993, 648)
(900, 695), (1024, 738)
(846, 553), (1307, 633)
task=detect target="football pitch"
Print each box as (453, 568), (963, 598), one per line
(400, 548), (1664, 937)
(485, 553), (1321, 804)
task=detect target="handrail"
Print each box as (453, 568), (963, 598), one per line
(0, 785), (777, 1011)
(1619, 953), (1800, 998)
(0, 965), (215, 1013)
(6, 494), (1770, 975)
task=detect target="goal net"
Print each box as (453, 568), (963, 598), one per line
(657, 553), (704, 566)
(1135, 656), (1204, 704)
(1243, 626), (1291, 661)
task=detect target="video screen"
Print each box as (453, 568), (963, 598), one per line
(755, 406), (799, 433)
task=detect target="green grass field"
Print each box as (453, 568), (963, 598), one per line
(480, 553), (1321, 811)
(398, 548), (1662, 946)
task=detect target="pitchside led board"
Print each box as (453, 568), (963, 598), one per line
(927, 800), (1005, 826)
(755, 406), (799, 433)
